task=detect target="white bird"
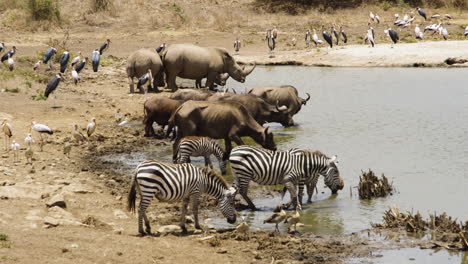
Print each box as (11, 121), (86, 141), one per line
(73, 124), (87, 144)
(394, 13), (399, 19)
(25, 147), (33, 164)
(312, 29), (320, 47)
(115, 109), (123, 123)
(24, 133), (34, 147)
(86, 118), (96, 138)
(2, 119), (13, 151)
(33, 60), (42, 71)
(431, 14), (441, 19)
(11, 140), (20, 163)
(403, 14), (409, 22)
(375, 14), (380, 24)
(7, 54), (14, 71)
(370, 11), (375, 21)
(444, 14), (452, 19)
(31, 121), (53, 152)
(464, 26), (468, 36)
(440, 27), (448, 40)
(71, 69), (80, 85)
(415, 26), (424, 39)
(71, 51), (82, 67)
(291, 37), (297, 47)
(284, 205), (301, 234)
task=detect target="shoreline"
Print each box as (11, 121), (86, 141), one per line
(235, 40), (468, 68)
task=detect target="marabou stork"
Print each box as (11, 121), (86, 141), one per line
(321, 25), (333, 49)
(91, 49), (100, 72)
(33, 60), (42, 71)
(99, 39), (111, 55)
(464, 26), (468, 36)
(266, 29), (276, 53)
(43, 47), (57, 70)
(340, 26), (348, 44)
(386, 27), (399, 48)
(44, 73), (63, 107)
(417, 7), (427, 20)
(156, 43), (166, 54)
(137, 69), (153, 98)
(75, 57), (88, 73)
(0, 42), (4, 53)
(332, 25), (339, 45)
(1, 46), (16, 62)
(305, 29), (311, 47)
(59, 51), (70, 73)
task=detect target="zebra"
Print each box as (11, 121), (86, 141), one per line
(289, 148), (342, 205)
(127, 161), (237, 236)
(175, 136), (228, 175)
(229, 146), (344, 210)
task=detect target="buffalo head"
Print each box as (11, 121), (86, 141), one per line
(253, 127), (276, 151)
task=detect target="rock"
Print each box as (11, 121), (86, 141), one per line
(157, 225), (182, 234)
(113, 228), (123, 235)
(114, 209), (128, 219)
(216, 249), (228, 254)
(185, 215), (194, 224)
(46, 194), (67, 208)
(44, 207), (82, 227)
(0, 180), (15, 186)
(43, 216), (60, 227)
(193, 229), (203, 234)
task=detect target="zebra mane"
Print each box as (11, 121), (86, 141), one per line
(299, 149), (330, 159)
(201, 167), (228, 188)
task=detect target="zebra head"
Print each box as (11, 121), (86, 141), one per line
(219, 187), (237, 224)
(323, 156), (344, 194)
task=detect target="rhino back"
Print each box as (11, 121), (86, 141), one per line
(126, 49), (162, 78)
(164, 44), (224, 79)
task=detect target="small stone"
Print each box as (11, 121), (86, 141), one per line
(115, 195), (122, 201)
(46, 194), (67, 208)
(114, 210), (128, 219)
(113, 228), (123, 235)
(216, 249), (228, 254)
(193, 229), (203, 234)
(117, 252), (123, 256)
(157, 225), (182, 234)
(43, 216), (60, 227)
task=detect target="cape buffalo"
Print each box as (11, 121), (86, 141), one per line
(143, 96), (183, 137)
(168, 101), (276, 161)
(248, 85), (311, 116)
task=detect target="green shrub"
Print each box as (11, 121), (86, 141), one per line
(28, 0), (60, 21)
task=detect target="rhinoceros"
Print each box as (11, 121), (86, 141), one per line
(126, 49), (165, 93)
(163, 44), (255, 92)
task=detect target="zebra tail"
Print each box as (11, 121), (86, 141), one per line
(127, 169), (138, 213)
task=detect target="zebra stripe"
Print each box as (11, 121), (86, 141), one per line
(289, 148), (343, 204)
(229, 146), (343, 210)
(127, 161), (236, 235)
(176, 136), (227, 175)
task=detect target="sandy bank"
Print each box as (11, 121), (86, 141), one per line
(236, 40), (468, 67)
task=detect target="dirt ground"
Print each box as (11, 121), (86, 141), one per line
(1, 1), (468, 263)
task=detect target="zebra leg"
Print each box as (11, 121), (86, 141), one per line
(204, 156), (214, 169)
(284, 181), (298, 210)
(239, 183), (257, 211)
(191, 193), (202, 229)
(138, 198), (151, 236)
(298, 183), (305, 205)
(180, 198), (190, 234)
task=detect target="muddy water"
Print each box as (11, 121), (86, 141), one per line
(209, 66), (467, 235)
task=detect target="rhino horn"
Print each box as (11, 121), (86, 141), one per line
(276, 100), (288, 112)
(303, 93), (311, 105)
(243, 63), (256, 76)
